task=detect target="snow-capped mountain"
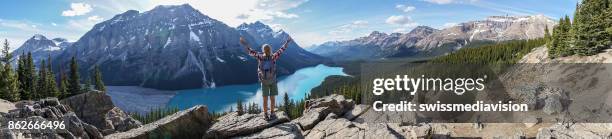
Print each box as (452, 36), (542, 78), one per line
(311, 15), (556, 60)
(309, 26), (438, 60)
(54, 4), (325, 90)
(11, 34), (72, 66)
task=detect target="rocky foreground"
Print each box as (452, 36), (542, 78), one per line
(0, 91), (142, 138)
(1, 91), (611, 138)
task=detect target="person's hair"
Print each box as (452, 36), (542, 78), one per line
(262, 44), (272, 56)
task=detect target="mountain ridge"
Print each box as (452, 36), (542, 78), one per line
(52, 4), (325, 90)
(310, 14), (556, 60)
(11, 34), (72, 66)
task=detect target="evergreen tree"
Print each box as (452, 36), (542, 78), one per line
(548, 18), (564, 58)
(283, 92), (291, 118)
(15, 52), (36, 100)
(36, 60), (48, 99)
(82, 77), (92, 92)
(236, 99), (244, 115)
(93, 65), (105, 92)
(24, 53), (37, 100)
(46, 55), (59, 97)
(68, 56), (80, 94)
(560, 15), (573, 56)
(0, 39), (19, 101)
(58, 65), (68, 98)
(544, 26), (551, 43)
(606, 1), (612, 40)
(572, 0), (610, 55)
(17, 53), (27, 100)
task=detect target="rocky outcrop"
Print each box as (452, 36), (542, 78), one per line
(537, 123), (612, 139)
(105, 105), (211, 139)
(294, 94), (355, 131)
(204, 111), (289, 138)
(237, 122), (303, 139)
(0, 98), (104, 139)
(0, 99), (16, 113)
(61, 91), (142, 135)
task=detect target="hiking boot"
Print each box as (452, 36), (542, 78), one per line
(263, 112), (270, 121)
(269, 113), (277, 120)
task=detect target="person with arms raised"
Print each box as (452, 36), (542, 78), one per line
(239, 36), (292, 120)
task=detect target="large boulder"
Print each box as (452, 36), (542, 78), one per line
(105, 105), (212, 139)
(0, 98), (103, 139)
(293, 94), (355, 131)
(0, 99), (16, 114)
(61, 91), (141, 134)
(304, 94), (354, 116)
(293, 107), (329, 131)
(304, 113), (414, 139)
(204, 111), (289, 138)
(306, 113), (364, 139)
(539, 87), (567, 115)
(238, 122), (303, 139)
(105, 107), (142, 133)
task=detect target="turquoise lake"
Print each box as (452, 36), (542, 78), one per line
(167, 64), (347, 113)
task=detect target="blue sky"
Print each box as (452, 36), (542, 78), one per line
(0, 0), (578, 50)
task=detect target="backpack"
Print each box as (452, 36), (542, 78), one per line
(261, 56), (275, 80)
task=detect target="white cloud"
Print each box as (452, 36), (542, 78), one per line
(117, 0), (307, 27)
(0, 20), (41, 32)
(424, 0), (454, 4)
(237, 0), (306, 22)
(271, 11), (299, 19)
(255, 0), (308, 11)
(395, 4), (415, 12)
(329, 20), (369, 35)
(87, 15), (103, 22)
(62, 3), (93, 16)
(385, 15), (417, 28)
(67, 18), (99, 32)
(423, 0), (478, 4)
(51, 23), (58, 26)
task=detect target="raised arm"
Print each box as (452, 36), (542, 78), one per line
(273, 37), (292, 59)
(240, 37), (260, 58)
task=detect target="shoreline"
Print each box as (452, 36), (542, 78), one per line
(106, 86), (177, 114)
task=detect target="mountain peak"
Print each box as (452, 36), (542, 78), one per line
(151, 4), (197, 13)
(237, 21), (271, 31)
(368, 31), (387, 38)
(31, 34), (48, 41)
(408, 26), (437, 36)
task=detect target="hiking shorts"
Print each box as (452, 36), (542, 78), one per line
(261, 81), (278, 97)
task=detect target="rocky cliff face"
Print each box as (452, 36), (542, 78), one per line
(105, 105), (211, 139)
(311, 15), (556, 60)
(0, 91), (141, 139)
(54, 4), (325, 90)
(61, 91), (142, 135)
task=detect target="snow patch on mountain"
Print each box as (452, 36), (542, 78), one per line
(189, 28), (200, 42)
